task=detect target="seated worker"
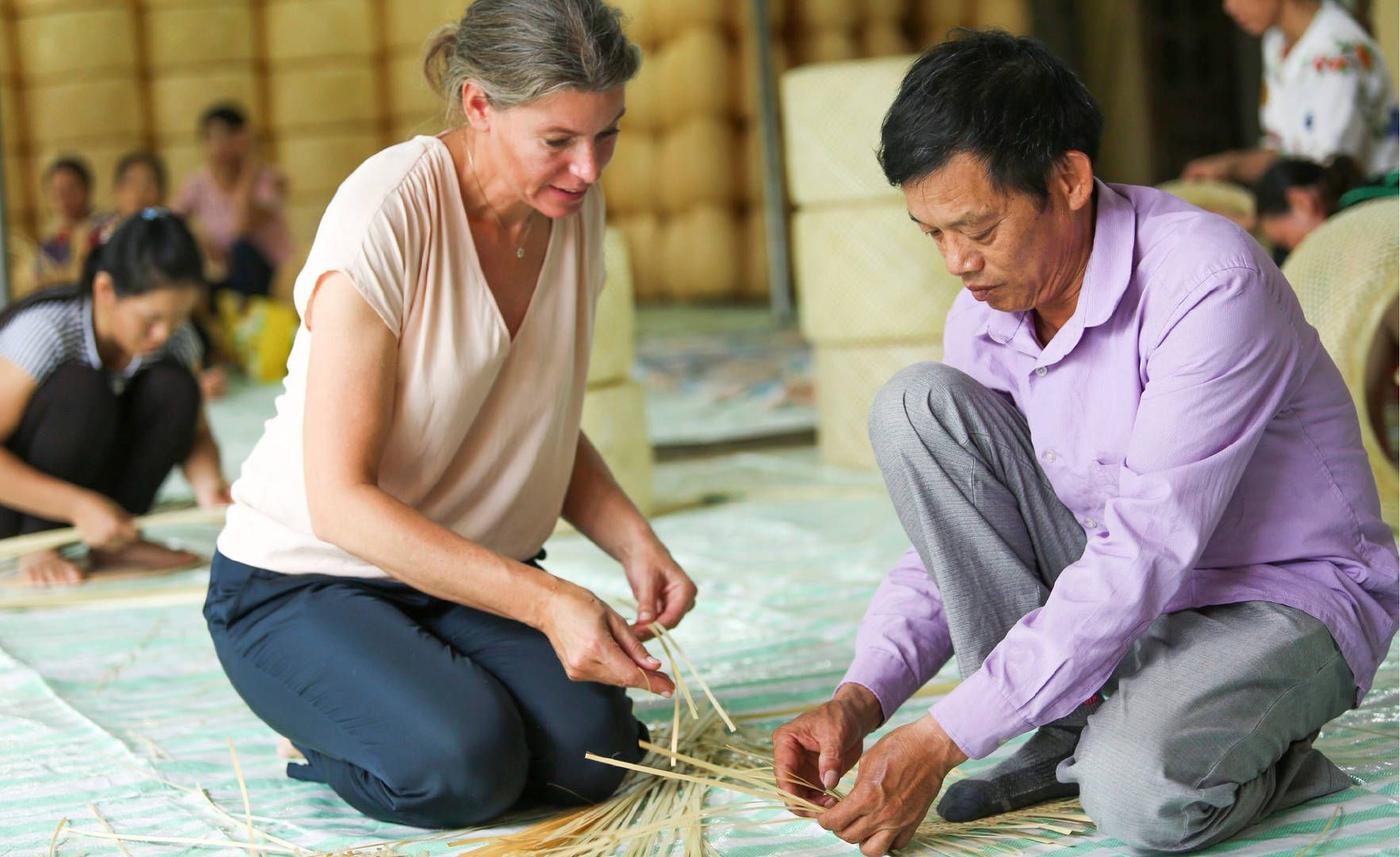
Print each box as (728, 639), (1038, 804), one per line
(774, 30), (1397, 856)
(104, 151), (230, 400)
(174, 103), (294, 301)
(1253, 154), (1396, 252)
(0, 211), (231, 587)
(205, 0), (696, 830)
(30, 156), (102, 293)
(1183, 0), (1398, 184)
(95, 151), (169, 242)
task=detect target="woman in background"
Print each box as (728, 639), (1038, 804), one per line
(0, 211), (229, 586)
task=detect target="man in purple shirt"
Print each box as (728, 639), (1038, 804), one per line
(774, 30), (1397, 855)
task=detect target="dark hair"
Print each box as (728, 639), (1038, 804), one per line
(0, 210), (205, 330)
(1254, 156), (1365, 218)
(878, 29), (1103, 200)
(199, 102), (248, 135)
(43, 155), (93, 191)
(113, 150), (169, 198)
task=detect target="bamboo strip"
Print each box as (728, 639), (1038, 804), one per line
(0, 505), (228, 559)
(47, 818), (66, 857)
(88, 803), (134, 857)
(62, 829), (300, 853)
(650, 623), (736, 732)
(227, 739), (259, 857)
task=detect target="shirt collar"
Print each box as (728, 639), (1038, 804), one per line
(83, 296), (144, 379)
(980, 179), (1137, 364)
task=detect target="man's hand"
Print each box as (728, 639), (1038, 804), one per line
(773, 684), (884, 813)
(817, 714), (968, 856)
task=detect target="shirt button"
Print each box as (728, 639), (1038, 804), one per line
(1083, 518), (1099, 529)
(1035, 367), (1047, 377)
(1042, 450), (1057, 463)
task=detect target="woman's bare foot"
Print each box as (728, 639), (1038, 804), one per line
(17, 549), (86, 587)
(277, 737), (305, 761)
(88, 539), (202, 574)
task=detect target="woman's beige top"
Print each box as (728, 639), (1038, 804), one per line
(218, 136), (606, 577)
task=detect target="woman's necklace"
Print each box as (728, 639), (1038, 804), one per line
(466, 136), (534, 260)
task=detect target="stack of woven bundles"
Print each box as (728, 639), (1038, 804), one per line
(14, 0), (147, 231)
(262, 0), (387, 271)
(382, 0), (464, 142)
(584, 227), (654, 513)
(782, 55), (960, 468)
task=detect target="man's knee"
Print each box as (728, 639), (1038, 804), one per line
(868, 362), (981, 460)
(1070, 727), (1217, 853)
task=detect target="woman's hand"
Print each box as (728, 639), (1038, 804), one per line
(540, 579), (676, 695)
(621, 538), (697, 639)
(70, 492), (137, 550)
(194, 478), (233, 509)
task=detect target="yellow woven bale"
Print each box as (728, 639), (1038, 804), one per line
(739, 205), (771, 301)
(796, 29), (860, 65)
(0, 13), (14, 79)
(159, 141), (204, 191)
(734, 34), (789, 119)
(384, 0), (465, 51)
(864, 0), (907, 23)
(589, 227), (637, 387)
(1156, 179), (1256, 225)
(616, 212), (663, 301)
(736, 122), (768, 205)
(600, 130), (655, 216)
(387, 47), (444, 124)
(662, 205), (740, 300)
(623, 50), (661, 131)
(656, 26), (733, 127)
(815, 341), (943, 468)
(612, 0), (657, 47)
(276, 128), (382, 201)
(781, 55), (912, 205)
(794, 202), (961, 344)
(144, 1), (256, 71)
(267, 63), (381, 132)
(974, 0), (1032, 34)
(861, 21), (912, 56)
(15, 5), (137, 80)
(390, 114), (448, 142)
(286, 197), (330, 250)
(150, 67), (261, 144)
(4, 153), (31, 213)
(1282, 199), (1399, 527)
(793, 0), (860, 30)
(915, 2), (967, 44)
(726, 0), (786, 35)
(657, 117), (736, 214)
(653, 0), (726, 43)
(581, 380), (654, 513)
(1, 82), (23, 153)
(264, 0), (376, 63)
(26, 77), (146, 143)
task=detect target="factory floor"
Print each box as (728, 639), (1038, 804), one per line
(1, 308), (1395, 856)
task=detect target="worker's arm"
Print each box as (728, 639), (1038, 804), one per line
(181, 407), (229, 508)
(0, 357), (136, 548)
(561, 431), (697, 636)
(301, 271), (671, 694)
(1181, 147), (1279, 184)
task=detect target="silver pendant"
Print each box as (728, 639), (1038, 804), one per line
(516, 247), (526, 259)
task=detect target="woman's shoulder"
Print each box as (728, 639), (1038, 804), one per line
(337, 137), (449, 208)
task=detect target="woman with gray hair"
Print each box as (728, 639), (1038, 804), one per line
(203, 0), (695, 828)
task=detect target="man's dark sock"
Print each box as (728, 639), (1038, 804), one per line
(937, 701), (1098, 823)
